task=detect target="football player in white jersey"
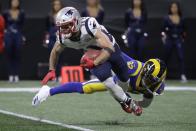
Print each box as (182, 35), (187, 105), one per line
(41, 7), (142, 115)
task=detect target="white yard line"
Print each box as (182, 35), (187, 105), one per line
(0, 88), (39, 92)
(165, 86), (196, 91)
(0, 109), (94, 131)
(0, 86), (196, 92)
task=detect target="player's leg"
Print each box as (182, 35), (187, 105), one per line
(32, 80), (107, 106)
(91, 45), (142, 115)
(109, 44), (142, 115)
(50, 79), (107, 95)
(82, 79), (107, 94)
(91, 62), (133, 113)
(91, 62), (128, 102)
(32, 82), (84, 106)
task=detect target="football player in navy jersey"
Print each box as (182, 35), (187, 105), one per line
(40, 7), (141, 115)
(33, 52), (167, 116)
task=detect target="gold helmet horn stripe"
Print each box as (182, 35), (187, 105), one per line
(148, 59), (160, 77)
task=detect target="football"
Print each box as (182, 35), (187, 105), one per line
(80, 49), (101, 64)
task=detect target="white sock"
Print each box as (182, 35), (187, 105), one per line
(118, 79), (130, 92)
(103, 77), (127, 102)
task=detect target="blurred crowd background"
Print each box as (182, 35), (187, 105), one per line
(0, 0), (196, 82)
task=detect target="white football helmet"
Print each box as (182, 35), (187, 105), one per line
(56, 7), (81, 38)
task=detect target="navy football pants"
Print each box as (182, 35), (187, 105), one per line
(91, 44), (129, 82)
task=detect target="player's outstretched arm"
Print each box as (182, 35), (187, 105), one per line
(49, 42), (65, 70)
(137, 92), (154, 108)
(42, 42), (65, 85)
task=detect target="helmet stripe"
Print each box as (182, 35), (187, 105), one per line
(148, 59), (160, 77)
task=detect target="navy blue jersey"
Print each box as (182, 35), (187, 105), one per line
(163, 16), (185, 39)
(3, 10), (25, 33)
(125, 8), (147, 33)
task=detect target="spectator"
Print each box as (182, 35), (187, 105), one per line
(81, 0), (105, 24)
(44, 0), (63, 82)
(44, 0), (63, 51)
(3, 0), (25, 82)
(161, 1), (187, 82)
(0, 2), (5, 54)
(124, 0), (147, 61)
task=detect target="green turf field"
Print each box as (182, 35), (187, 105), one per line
(0, 80), (196, 131)
(0, 80), (196, 87)
(0, 113), (76, 131)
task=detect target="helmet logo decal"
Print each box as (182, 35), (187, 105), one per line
(65, 9), (73, 17)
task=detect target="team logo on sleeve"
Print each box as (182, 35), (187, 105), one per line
(89, 21), (97, 29)
(93, 22), (96, 28)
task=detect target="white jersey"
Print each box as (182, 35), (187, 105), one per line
(56, 17), (116, 50)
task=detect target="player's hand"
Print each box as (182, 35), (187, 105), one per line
(130, 99), (142, 116)
(80, 57), (95, 69)
(41, 70), (56, 85)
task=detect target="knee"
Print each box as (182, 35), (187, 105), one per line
(117, 71), (129, 82)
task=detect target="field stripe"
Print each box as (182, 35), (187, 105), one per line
(0, 109), (94, 131)
(0, 86), (196, 92)
(165, 86), (196, 91)
(0, 88), (39, 92)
